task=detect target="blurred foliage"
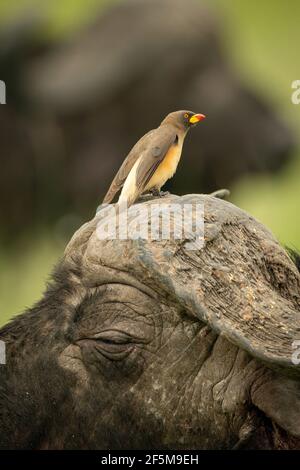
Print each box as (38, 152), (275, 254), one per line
(0, 234), (62, 325)
(0, 0), (118, 39)
(0, 0), (299, 325)
(215, 0), (300, 248)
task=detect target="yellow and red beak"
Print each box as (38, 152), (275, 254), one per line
(189, 113), (206, 124)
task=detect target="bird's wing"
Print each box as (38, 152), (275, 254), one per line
(135, 126), (177, 192)
(102, 130), (155, 204)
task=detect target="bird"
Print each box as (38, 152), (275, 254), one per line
(102, 110), (206, 207)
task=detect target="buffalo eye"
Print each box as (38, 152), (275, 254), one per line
(78, 330), (138, 361)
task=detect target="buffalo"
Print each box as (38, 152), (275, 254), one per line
(0, 193), (300, 449)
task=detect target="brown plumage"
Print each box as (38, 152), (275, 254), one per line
(103, 110), (205, 206)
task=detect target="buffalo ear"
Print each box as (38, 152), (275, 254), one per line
(251, 373), (300, 437)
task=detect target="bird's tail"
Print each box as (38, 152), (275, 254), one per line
(103, 183), (118, 204)
(117, 176), (138, 208)
(117, 192), (135, 208)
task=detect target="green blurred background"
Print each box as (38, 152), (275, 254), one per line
(0, 0), (299, 326)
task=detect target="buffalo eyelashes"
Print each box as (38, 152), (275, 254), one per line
(94, 335), (134, 361)
(88, 331), (135, 361)
(78, 330), (143, 361)
(94, 330), (134, 345)
(98, 337), (121, 345)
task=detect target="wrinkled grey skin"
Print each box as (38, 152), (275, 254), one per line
(0, 194), (300, 449)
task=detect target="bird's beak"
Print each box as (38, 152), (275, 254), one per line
(189, 113), (206, 124)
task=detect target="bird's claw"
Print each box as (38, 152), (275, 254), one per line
(151, 189), (170, 198)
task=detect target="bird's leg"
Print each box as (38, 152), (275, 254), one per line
(137, 189), (169, 204)
(137, 193), (153, 203)
(151, 188), (170, 198)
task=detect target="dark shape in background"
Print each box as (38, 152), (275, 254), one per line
(0, 0), (295, 241)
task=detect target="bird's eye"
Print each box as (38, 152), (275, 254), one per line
(184, 113), (189, 119)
